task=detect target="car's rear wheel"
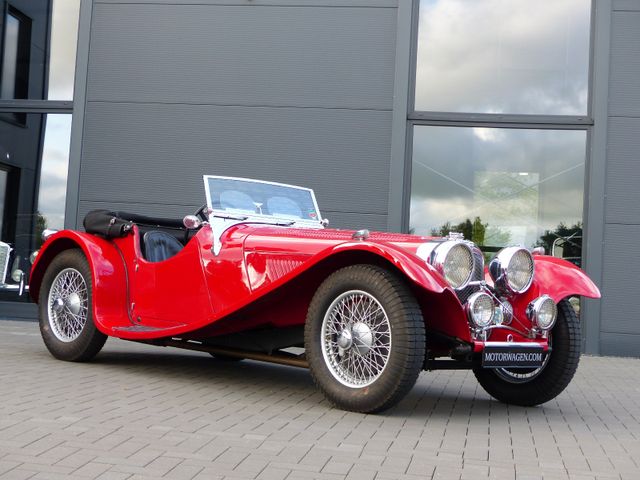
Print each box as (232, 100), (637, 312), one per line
(304, 264), (425, 413)
(473, 299), (580, 406)
(38, 249), (107, 361)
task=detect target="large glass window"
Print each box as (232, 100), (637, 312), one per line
(409, 0), (592, 273)
(47, 0), (81, 100)
(0, 0), (80, 101)
(410, 127), (586, 263)
(414, 0), (591, 115)
(0, 0), (80, 306)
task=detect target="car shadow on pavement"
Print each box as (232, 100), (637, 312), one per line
(88, 342), (509, 419)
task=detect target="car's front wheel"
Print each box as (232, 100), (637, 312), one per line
(38, 249), (107, 361)
(473, 299), (580, 406)
(304, 264), (426, 413)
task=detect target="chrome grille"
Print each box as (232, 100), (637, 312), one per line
(456, 245), (484, 304)
(0, 242), (11, 284)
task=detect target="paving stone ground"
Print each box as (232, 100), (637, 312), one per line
(0, 320), (638, 480)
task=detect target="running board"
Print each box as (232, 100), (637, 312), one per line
(145, 338), (309, 369)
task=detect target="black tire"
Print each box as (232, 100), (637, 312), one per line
(38, 249), (107, 362)
(473, 299), (580, 406)
(304, 264), (426, 413)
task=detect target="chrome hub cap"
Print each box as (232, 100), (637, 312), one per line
(52, 297), (64, 313)
(47, 268), (89, 342)
(321, 290), (392, 388)
(337, 329), (353, 350)
(351, 322), (373, 355)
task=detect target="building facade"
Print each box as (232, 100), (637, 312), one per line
(1, 0), (639, 357)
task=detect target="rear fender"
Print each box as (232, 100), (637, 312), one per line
(29, 230), (128, 335)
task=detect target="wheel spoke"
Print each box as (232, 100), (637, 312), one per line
(321, 289), (392, 388)
(47, 268), (89, 343)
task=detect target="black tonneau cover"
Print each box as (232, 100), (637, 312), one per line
(83, 210), (184, 239)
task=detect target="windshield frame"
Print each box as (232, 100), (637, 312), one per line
(203, 175), (325, 228)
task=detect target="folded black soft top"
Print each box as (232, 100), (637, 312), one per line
(83, 209), (184, 239)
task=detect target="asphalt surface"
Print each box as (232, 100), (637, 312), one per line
(0, 320), (638, 480)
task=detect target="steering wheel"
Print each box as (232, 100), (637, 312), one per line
(194, 203), (209, 221)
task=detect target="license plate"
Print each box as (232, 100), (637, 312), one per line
(482, 342), (546, 368)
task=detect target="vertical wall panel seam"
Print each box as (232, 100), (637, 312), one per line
(387, 0), (411, 232)
(66, 0), (94, 229)
(583, 0), (612, 354)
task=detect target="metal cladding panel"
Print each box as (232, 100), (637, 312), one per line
(79, 102), (392, 227)
(87, 2), (396, 110)
(609, 11), (640, 117)
(600, 224), (640, 336)
(600, 333), (640, 358)
(605, 117), (640, 224)
(613, 0), (640, 11)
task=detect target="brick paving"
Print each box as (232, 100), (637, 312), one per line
(0, 320), (638, 480)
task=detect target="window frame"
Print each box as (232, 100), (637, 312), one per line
(403, 0), (596, 237)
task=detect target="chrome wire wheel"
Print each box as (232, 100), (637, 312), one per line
(47, 267), (89, 342)
(321, 289), (392, 388)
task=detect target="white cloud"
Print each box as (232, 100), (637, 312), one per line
(415, 0), (591, 114)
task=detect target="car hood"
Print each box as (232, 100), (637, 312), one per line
(240, 224), (435, 257)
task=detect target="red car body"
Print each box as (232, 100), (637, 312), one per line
(30, 224), (598, 348)
(27, 177), (601, 413)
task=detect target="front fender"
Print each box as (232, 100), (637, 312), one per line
(29, 230), (128, 335)
(330, 241), (450, 294)
(530, 255), (601, 302)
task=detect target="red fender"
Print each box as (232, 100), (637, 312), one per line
(500, 255), (602, 308)
(328, 241), (450, 294)
(531, 255), (601, 301)
(29, 230), (128, 335)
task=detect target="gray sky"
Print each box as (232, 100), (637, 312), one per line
(415, 0), (591, 114)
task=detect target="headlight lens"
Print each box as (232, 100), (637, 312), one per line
(418, 240), (474, 289)
(467, 292), (495, 328)
(527, 295), (557, 330)
(11, 268), (24, 283)
(489, 246), (534, 294)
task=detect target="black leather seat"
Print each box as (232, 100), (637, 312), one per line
(143, 231), (183, 262)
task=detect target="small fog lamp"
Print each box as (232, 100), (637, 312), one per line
(527, 295), (557, 330)
(467, 292), (495, 328)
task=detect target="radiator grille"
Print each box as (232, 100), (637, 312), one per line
(456, 246), (485, 305)
(0, 242), (11, 284)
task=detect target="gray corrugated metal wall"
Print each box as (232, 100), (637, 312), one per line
(78, 0), (399, 232)
(600, 0), (640, 356)
(76, 0), (640, 356)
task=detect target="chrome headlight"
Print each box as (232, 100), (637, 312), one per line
(467, 291), (495, 328)
(417, 240), (474, 289)
(527, 295), (557, 330)
(489, 246), (534, 294)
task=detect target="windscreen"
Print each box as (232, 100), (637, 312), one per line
(204, 176), (322, 226)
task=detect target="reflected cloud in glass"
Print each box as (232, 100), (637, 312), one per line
(48, 0), (81, 100)
(410, 126), (586, 249)
(38, 114), (72, 230)
(415, 0), (591, 114)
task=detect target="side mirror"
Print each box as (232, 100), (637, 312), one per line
(183, 215), (202, 230)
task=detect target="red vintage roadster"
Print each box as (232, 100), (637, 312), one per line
(29, 176), (600, 413)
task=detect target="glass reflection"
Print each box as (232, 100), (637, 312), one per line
(0, 0), (80, 101)
(38, 114), (71, 231)
(410, 126), (586, 264)
(0, 113), (71, 302)
(48, 0), (81, 100)
(415, 0), (591, 115)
